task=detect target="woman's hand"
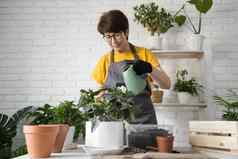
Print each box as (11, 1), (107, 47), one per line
(132, 60), (152, 75)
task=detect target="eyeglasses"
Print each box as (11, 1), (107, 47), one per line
(103, 32), (124, 41)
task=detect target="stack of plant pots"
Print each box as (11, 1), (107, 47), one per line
(23, 124), (69, 158)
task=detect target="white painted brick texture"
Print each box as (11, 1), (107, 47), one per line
(0, 0), (238, 148)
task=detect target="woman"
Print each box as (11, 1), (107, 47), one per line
(92, 10), (171, 124)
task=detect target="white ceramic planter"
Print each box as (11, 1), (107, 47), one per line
(148, 35), (162, 50)
(188, 34), (205, 51)
(177, 92), (192, 104)
(63, 126), (75, 147)
(177, 92), (200, 104)
(85, 121), (124, 149)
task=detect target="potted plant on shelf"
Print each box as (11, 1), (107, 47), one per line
(0, 106), (34, 159)
(174, 69), (203, 104)
(176, 0), (213, 50)
(213, 89), (238, 121)
(78, 86), (137, 149)
(133, 2), (186, 49)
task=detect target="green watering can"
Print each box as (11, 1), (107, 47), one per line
(122, 65), (146, 95)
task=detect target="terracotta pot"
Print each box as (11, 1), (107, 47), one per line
(53, 124), (69, 153)
(156, 135), (174, 153)
(40, 124), (69, 153)
(23, 125), (59, 158)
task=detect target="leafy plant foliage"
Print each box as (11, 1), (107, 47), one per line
(174, 69), (203, 96)
(133, 2), (186, 36)
(214, 89), (238, 121)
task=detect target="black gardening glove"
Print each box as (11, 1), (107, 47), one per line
(132, 60), (152, 75)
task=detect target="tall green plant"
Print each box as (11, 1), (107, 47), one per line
(175, 0), (213, 34)
(214, 89), (238, 121)
(133, 2), (186, 36)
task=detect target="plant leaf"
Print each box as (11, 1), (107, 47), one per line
(175, 15), (186, 26)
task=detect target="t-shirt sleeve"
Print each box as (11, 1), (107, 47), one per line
(145, 48), (160, 68)
(91, 54), (109, 85)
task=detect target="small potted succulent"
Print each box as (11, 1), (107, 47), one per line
(176, 0), (213, 50)
(174, 69), (203, 104)
(133, 2), (186, 49)
(78, 86), (137, 149)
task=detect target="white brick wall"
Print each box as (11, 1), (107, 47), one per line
(1, 0), (238, 148)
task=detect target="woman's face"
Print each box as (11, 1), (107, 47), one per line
(103, 31), (128, 51)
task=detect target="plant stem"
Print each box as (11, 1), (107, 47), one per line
(198, 12), (202, 34)
(183, 8), (198, 34)
(174, 3), (185, 17)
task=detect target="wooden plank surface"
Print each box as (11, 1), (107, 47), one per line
(189, 121), (238, 134)
(97, 152), (213, 159)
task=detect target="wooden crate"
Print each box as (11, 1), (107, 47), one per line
(189, 121), (238, 152)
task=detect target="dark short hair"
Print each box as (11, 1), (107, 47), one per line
(97, 10), (129, 35)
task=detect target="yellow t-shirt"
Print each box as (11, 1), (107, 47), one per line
(92, 46), (160, 85)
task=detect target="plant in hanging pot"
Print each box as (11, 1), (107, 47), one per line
(176, 0), (213, 50)
(133, 2), (186, 50)
(0, 106), (34, 159)
(174, 69), (203, 104)
(213, 89), (238, 121)
(78, 86), (137, 149)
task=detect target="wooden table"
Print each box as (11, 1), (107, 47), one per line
(14, 146), (215, 159)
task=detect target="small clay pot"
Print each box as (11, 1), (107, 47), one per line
(23, 125), (59, 158)
(156, 135), (174, 153)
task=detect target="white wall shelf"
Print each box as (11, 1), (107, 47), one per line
(151, 50), (204, 59)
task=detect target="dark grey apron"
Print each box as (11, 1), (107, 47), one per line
(104, 43), (157, 124)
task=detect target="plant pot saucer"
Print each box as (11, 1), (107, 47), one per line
(81, 145), (126, 155)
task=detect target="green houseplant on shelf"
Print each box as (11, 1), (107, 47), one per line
(0, 106), (34, 159)
(133, 2), (186, 49)
(176, 0), (213, 50)
(174, 69), (203, 104)
(213, 89), (238, 121)
(78, 86), (137, 148)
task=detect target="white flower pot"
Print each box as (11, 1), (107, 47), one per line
(63, 126), (75, 147)
(85, 121), (124, 149)
(188, 34), (205, 51)
(148, 35), (162, 50)
(177, 92), (192, 104)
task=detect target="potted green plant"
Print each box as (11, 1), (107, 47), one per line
(133, 2), (186, 49)
(78, 86), (137, 149)
(24, 104), (60, 157)
(213, 89), (238, 121)
(53, 100), (84, 149)
(0, 106), (34, 159)
(174, 69), (203, 104)
(176, 0), (213, 50)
